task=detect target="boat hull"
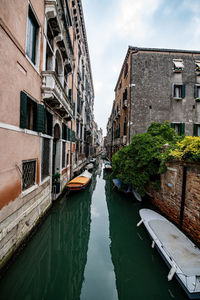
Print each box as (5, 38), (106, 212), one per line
(139, 209), (200, 299)
(66, 170), (92, 191)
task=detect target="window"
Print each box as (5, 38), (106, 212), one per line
(123, 117), (127, 135)
(124, 63), (128, 78)
(194, 85), (200, 100)
(123, 88), (128, 107)
(193, 124), (200, 136)
(171, 123), (185, 135)
(62, 142), (66, 168)
(20, 91), (37, 130)
(26, 6), (39, 65)
(22, 160), (36, 190)
(41, 138), (50, 180)
(173, 59), (184, 72)
(173, 84), (185, 99)
(67, 152), (69, 165)
(195, 61), (200, 72)
(45, 110), (53, 136)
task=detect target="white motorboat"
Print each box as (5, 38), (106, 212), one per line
(104, 161), (112, 171)
(137, 209), (200, 299)
(86, 163), (94, 171)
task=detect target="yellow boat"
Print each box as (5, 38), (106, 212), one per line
(66, 170), (92, 191)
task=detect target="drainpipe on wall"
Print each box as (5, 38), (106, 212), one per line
(179, 166), (187, 229)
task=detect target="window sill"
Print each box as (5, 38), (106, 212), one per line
(25, 54), (40, 76)
(173, 70), (182, 73)
(173, 97), (183, 101)
(40, 176), (50, 186)
(22, 184), (38, 197)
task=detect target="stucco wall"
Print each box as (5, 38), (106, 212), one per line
(130, 50), (200, 137)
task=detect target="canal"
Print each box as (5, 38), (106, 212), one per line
(0, 160), (189, 300)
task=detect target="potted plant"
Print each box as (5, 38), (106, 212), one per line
(53, 171), (61, 193)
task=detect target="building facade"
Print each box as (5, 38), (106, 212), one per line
(0, 0), (96, 268)
(106, 46), (200, 157)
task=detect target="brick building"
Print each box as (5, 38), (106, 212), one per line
(106, 46), (200, 157)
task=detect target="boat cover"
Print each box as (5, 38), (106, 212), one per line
(67, 170), (92, 186)
(149, 219), (200, 276)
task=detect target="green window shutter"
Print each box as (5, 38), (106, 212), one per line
(194, 85), (198, 98)
(173, 85), (176, 97)
(181, 123), (185, 135)
(36, 104), (45, 132)
(67, 127), (71, 141)
(170, 123), (175, 129)
(20, 91), (27, 128)
(68, 89), (72, 102)
(65, 125), (68, 140)
(49, 112), (53, 136)
(123, 122), (127, 135)
(62, 123), (65, 139)
(181, 84), (185, 98)
(193, 124), (197, 136)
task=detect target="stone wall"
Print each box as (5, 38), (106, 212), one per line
(0, 180), (51, 269)
(148, 162), (200, 245)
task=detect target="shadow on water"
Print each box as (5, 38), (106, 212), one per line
(0, 173), (97, 300)
(104, 171), (189, 300)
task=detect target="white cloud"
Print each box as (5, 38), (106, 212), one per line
(114, 0), (161, 41)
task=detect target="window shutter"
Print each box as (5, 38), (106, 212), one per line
(193, 124), (197, 136)
(65, 125), (68, 140)
(181, 123), (185, 135)
(173, 84), (176, 97)
(181, 84), (186, 98)
(20, 91), (27, 128)
(194, 85), (198, 98)
(36, 104), (45, 132)
(170, 123), (175, 129)
(62, 123), (65, 139)
(49, 113), (53, 136)
(68, 89), (72, 102)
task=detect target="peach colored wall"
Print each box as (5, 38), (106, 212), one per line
(0, 0), (44, 126)
(0, 128), (40, 208)
(0, 0), (45, 209)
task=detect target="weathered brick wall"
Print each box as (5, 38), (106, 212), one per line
(148, 162), (200, 245)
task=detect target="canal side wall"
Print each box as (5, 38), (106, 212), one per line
(148, 162), (200, 245)
(0, 181), (51, 269)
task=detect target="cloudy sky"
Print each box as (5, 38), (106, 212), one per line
(82, 0), (200, 135)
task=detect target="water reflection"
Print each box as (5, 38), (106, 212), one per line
(105, 176), (188, 300)
(0, 174), (97, 300)
(80, 162), (118, 300)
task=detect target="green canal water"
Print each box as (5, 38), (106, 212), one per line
(0, 161), (189, 300)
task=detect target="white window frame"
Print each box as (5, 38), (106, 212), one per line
(26, 3), (41, 71)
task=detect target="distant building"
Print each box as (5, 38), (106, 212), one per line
(106, 46), (200, 157)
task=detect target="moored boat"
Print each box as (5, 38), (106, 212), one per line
(104, 161), (112, 171)
(113, 179), (142, 201)
(112, 179), (132, 194)
(86, 163), (94, 171)
(66, 170), (92, 191)
(137, 209), (200, 299)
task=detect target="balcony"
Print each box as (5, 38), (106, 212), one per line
(41, 71), (73, 120)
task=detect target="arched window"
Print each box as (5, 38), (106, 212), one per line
(55, 50), (64, 85)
